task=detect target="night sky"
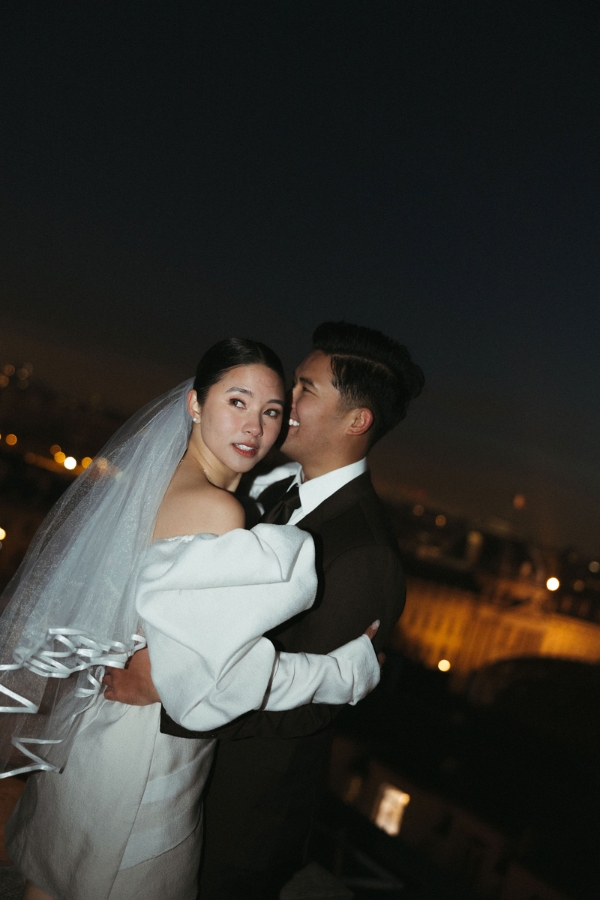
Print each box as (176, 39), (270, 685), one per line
(1, 2), (599, 552)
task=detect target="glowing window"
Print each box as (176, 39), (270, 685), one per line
(374, 784), (410, 836)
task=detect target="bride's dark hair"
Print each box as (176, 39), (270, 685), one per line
(194, 338), (285, 403)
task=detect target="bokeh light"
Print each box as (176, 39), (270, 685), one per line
(0, 528), (6, 541)
(63, 457), (77, 470)
(50, 444), (61, 455)
(0, 375), (8, 388)
(54, 451), (66, 464)
(435, 514), (446, 527)
(513, 494), (526, 509)
(573, 580), (585, 592)
(6, 434), (17, 446)
(546, 577), (560, 591)
(438, 659), (451, 672)
(412, 504), (424, 516)
(589, 561), (600, 574)
(2, 364), (15, 376)
(81, 457), (93, 469)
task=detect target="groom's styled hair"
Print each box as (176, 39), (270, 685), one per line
(312, 321), (424, 446)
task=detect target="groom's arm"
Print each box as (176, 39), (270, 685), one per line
(170, 543), (404, 741)
(184, 696), (341, 740)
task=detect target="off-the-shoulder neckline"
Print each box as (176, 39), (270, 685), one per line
(151, 532), (218, 545)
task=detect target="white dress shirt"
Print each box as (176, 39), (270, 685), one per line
(249, 458), (368, 525)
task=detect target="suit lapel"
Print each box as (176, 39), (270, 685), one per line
(296, 471), (374, 533)
(258, 470), (374, 532)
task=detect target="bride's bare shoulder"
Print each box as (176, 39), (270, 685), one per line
(154, 479), (245, 540)
(197, 484), (245, 535)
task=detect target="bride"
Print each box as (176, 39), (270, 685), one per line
(2, 337), (380, 900)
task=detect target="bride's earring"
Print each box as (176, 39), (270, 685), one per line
(192, 417), (200, 423)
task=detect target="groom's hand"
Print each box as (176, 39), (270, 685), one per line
(364, 619), (386, 668)
(102, 647), (161, 705)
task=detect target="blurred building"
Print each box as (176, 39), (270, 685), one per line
(385, 504), (600, 682)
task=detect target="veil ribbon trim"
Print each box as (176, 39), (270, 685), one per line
(0, 631), (146, 778)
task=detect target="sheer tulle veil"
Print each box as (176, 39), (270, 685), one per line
(0, 379), (193, 776)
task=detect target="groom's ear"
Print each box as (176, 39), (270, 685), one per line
(345, 407), (374, 437)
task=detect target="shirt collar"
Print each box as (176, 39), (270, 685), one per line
(290, 458), (368, 520)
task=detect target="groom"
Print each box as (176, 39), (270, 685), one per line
(105, 321), (423, 898)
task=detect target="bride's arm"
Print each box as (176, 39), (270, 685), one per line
(145, 626), (380, 732)
(262, 632), (380, 712)
(136, 526), (380, 731)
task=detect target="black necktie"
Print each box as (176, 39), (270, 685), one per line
(262, 484), (301, 525)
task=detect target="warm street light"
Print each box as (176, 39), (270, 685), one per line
(546, 577), (560, 591)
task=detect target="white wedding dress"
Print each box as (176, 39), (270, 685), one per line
(6, 525), (379, 900)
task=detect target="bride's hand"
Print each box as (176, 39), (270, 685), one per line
(363, 619), (385, 668)
(102, 647), (161, 705)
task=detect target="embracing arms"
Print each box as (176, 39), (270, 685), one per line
(190, 541), (405, 740)
(106, 525), (381, 731)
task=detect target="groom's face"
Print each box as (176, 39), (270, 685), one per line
(281, 351), (347, 475)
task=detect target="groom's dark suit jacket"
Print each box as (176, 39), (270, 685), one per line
(161, 471), (405, 899)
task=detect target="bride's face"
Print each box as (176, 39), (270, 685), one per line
(190, 364), (285, 473)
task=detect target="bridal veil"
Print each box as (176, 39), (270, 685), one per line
(0, 379), (193, 776)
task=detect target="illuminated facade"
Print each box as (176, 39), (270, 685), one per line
(394, 574), (600, 679)
(383, 502), (600, 680)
